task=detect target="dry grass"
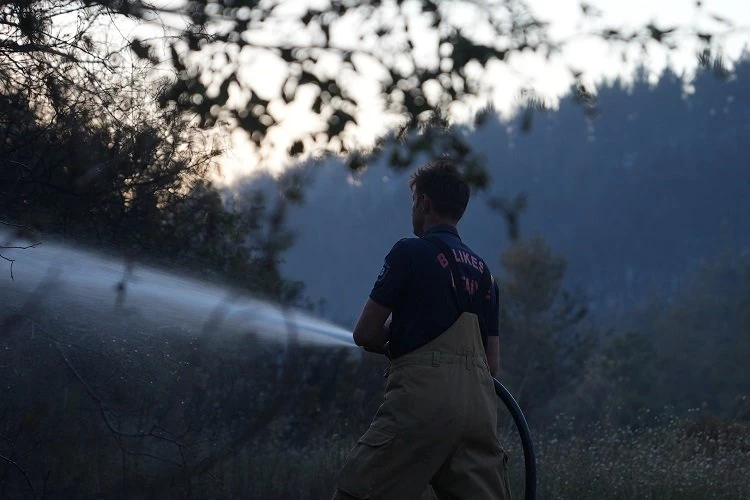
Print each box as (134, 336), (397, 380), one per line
(3, 296), (749, 499)
(230, 412), (750, 500)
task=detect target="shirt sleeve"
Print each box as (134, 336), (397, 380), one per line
(369, 239), (411, 310)
(486, 276), (500, 337)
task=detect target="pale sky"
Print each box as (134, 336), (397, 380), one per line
(87, 0), (750, 183)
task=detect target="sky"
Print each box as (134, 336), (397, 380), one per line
(524, 0), (750, 91)
(91, 0), (750, 183)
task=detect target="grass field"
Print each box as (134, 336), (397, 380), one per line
(209, 412), (750, 500)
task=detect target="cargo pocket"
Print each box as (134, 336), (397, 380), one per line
(336, 426), (395, 499)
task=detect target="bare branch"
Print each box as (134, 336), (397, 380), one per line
(52, 337), (188, 467)
(0, 223), (41, 281)
(0, 243), (41, 251)
(0, 219), (35, 231)
(0, 453), (38, 500)
(0, 40), (84, 62)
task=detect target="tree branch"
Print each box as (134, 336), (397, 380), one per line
(0, 40), (84, 62)
(0, 453), (37, 500)
(52, 338), (188, 465)
(0, 241), (41, 281)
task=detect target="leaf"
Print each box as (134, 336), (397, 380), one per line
(347, 153), (367, 172)
(312, 95), (323, 114)
(301, 10), (320, 25)
(130, 38), (151, 60)
(647, 24), (676, 42)
(710, 13), (732, 26)
(279, 48), (294, 62)
(170, 43), (186, 72)
(215, 76), (232, 106)
(423, 1), (438, 12)
(282, 77), (296, 103)
(462, 162), (489, 189)
(327, 109), (355, 137)
(299, 71), (320, 86)
(289, 141), (304, 156)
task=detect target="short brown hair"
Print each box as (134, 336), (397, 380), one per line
(409, 159), (470, 221)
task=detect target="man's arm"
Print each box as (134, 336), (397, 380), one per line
(357, 239), (410, 354)
(353, 298), (392, 353)
(485, 278), (501, 377)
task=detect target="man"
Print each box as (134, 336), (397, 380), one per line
(332, 159), (512, 500)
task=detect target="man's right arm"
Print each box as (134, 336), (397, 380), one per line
(353, 298), (392, 351)
(359, 240), (411, 354)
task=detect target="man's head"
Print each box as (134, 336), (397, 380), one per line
(409, 159), (471, 236)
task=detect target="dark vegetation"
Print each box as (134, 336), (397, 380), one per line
(2, 1), (749, 498)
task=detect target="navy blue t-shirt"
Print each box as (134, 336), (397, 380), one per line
(369, 224), (500, 358)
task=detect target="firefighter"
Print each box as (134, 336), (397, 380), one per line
(332, 159), (512, 500)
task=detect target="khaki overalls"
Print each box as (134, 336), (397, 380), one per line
(333, 311), (512, 500)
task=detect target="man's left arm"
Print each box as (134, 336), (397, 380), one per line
(485, 278), (501, 377)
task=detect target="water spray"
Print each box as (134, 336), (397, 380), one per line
(0, 233), (354, 347)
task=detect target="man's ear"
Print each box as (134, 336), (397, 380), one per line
(420, 194), (431, 214)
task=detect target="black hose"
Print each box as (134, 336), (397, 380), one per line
(493, 377), (536, 500)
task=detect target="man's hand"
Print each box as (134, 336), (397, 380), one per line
(353, 298), (392, 354)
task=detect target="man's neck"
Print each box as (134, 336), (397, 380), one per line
(422, 219), (458, 234)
